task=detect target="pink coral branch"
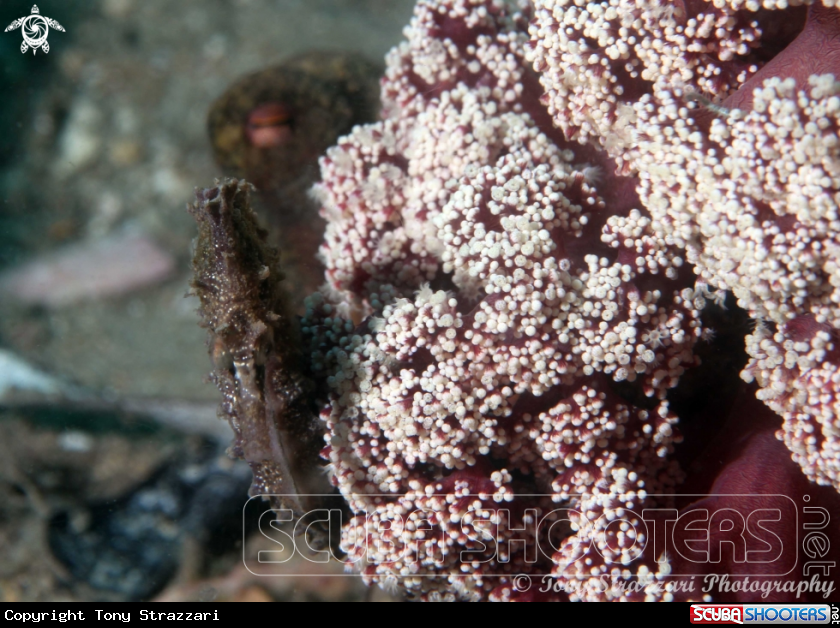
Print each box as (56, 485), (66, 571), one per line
(297, 0), (840, 601)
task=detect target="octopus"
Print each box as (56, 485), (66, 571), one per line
(207, 52), (382, 307)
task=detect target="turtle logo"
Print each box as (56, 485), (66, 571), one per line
(5, 5), (65, 55)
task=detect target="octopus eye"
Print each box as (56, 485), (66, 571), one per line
(245, 102), (294, 148)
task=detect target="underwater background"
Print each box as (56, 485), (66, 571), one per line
(0, 0), (414, 602)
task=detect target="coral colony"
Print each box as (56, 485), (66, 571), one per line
(192, 0), (840, 601)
